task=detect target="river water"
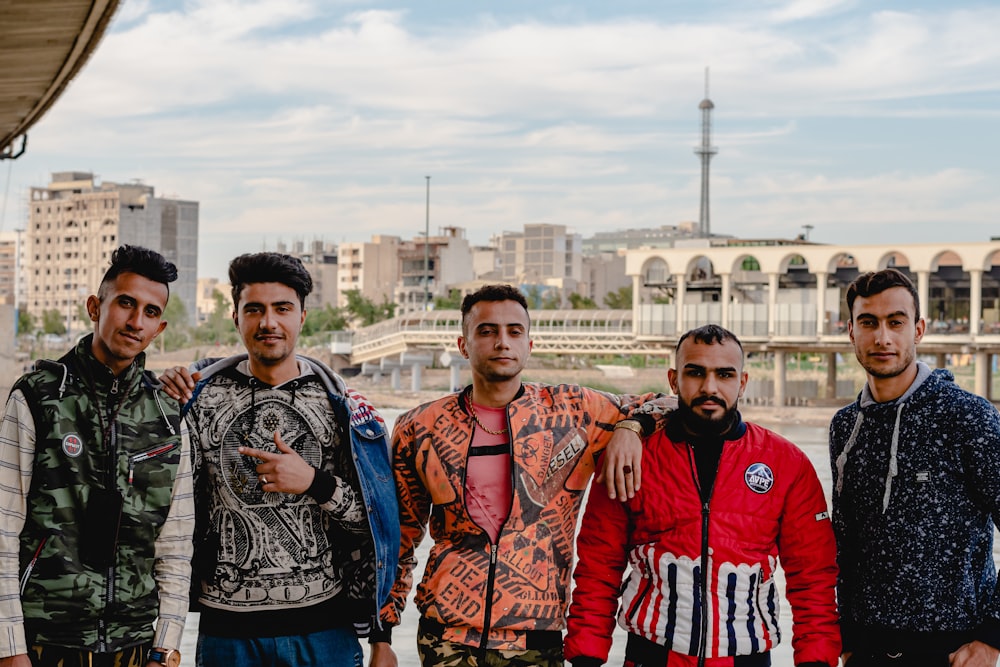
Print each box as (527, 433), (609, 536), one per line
(176, 415), (834, 666)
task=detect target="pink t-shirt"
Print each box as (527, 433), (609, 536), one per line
(465, 402), (512, 543)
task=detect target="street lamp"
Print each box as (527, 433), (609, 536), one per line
(424, 175), (431, 310)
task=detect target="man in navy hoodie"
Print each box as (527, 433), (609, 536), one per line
(831, 268), (1000, 667)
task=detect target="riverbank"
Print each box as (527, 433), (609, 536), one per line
(349, 366), (847, 427)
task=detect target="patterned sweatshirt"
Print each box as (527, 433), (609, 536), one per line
(830, 363), (1000, 652)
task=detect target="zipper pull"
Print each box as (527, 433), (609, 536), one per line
(490, 544), (498, 565)
(110, 378), (119, 395)
(128, 461), (134, 485)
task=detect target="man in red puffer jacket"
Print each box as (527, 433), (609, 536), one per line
(566, 324), (840, 667)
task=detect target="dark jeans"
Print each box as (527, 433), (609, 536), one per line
(197, 626), (362, 667)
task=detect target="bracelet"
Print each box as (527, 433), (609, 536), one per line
(613, 419), (643, 437)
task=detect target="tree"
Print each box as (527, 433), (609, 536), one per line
(568, 293), (598, 309)
(193, 289), (238, 345)
(17, 309), (35, 336)
(603, 285), (633, 310)
(434, 289), (463, 310)
(343, 289), (396, 326)
(159, 295), (191, 351)
(302, 304), (349, 336)
(41, 309), (66, 335)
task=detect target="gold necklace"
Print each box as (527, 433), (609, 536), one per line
(466, 392), (509, 435)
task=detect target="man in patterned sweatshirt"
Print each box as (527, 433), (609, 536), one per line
(0, 245), (193, 667)
(831, 268), (1000, 667)
(160, 252), (398, 667)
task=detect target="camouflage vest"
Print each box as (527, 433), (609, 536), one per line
(12, 338), (183, 652)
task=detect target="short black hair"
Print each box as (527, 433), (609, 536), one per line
(98, 245), (177, 300)
(676, 324), (744, 355)
(229, 252), (313, 309)
(846, 268), (920, 321)
(460, 284), (530, 331)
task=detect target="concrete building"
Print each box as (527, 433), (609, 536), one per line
(497, 223), (583, 296)
(396, 226), (474, 314)
(581, 222), (708, 254)
(581, 251), (630, 304)
(0, 230), (23, 309)
(24, 172), (198, 333)
(337, 235), (399, 309)
(195, 277), (227, 324)
(275, 239), (338, 311)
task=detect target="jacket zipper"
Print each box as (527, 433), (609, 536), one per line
(128, 442), (180, 484)
(98, 391), (122, 652)
(686, 443), (720, 667)
(19, 536), (48, 595)
(626, 573), (654, 623)
(465, 396), (515, 650)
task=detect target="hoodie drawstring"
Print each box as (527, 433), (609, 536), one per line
(882, 401), (905, 513)
(152, 389), (177, 435)
(834, 411), (864, 495)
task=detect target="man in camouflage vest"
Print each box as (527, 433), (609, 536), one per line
(0, 245), (194, 667)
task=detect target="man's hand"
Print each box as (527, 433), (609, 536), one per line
(239, 431), (316, 495)
(368, 642), (398, 667)
(596, 426), (642, 500)
(159, 366), (200, 403)
(0, 654), (32, 667)
(950, 640), (999, 667)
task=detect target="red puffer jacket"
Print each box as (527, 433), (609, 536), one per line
(566, 420), (840, 666)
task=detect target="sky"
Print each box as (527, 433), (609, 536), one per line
(2, 0), (999, 280)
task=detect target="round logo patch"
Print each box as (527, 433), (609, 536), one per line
(744, 462), (774, 494)
(62, 433), (84, 458)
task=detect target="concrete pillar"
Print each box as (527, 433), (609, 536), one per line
(675, 273), (687, 335)
(815, 271), (827, 336)
(411, 364), (422, 392)
(720, 273), (731, 328)
(767, 273), (779, 336)
(391, 367), (401, 391)
(631, 274), (641, 336)
(826, 351), (838, 399)
(773, 350), (787, 407)
(970, 269), (983, 335)
(936, 352), (947, 369)
(917, 271), (930, 324)
(450, 364), (463, 392)
(975, 351), (989, 398)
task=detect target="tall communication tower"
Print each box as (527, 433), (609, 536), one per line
(694, 68), (718, 237)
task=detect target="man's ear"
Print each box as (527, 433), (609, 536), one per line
(86, 295), (100, 322)
(457, 335), (469, 358)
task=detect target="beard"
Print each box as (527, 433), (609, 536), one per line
(676, 395), (739, 437)
(856, 347), (916, 380)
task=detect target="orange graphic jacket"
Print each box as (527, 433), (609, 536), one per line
(378, 383), (673, 651)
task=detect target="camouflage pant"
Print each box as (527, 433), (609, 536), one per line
(27, 644), (151, 667)
(416, 628), (563, 667)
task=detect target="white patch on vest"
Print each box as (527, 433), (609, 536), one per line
(62, 433), (84, 458)
(744, 462), (774, 494)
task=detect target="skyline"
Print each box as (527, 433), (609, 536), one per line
(1, 0), (998, 281)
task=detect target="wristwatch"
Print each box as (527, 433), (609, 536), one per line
(613, 419), (644, 437)
(147, 648), (181, 667)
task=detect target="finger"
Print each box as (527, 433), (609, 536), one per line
(631, 459), (641, 496)
(238, 446), (272, 461)
(273, 431), (294, 454)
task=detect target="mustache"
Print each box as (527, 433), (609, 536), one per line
(691, 396), (727, 409)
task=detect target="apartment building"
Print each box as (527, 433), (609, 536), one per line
(24, 172), (198, 332)
(275, 238), (338, 310)
(396, 226), (474, 314)
(336, 235), (399, 308)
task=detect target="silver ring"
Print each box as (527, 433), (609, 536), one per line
(261, 476), (268, 485)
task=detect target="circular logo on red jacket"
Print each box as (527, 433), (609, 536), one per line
(744, 462), (774, 493)
(61, 433), (84, 458)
